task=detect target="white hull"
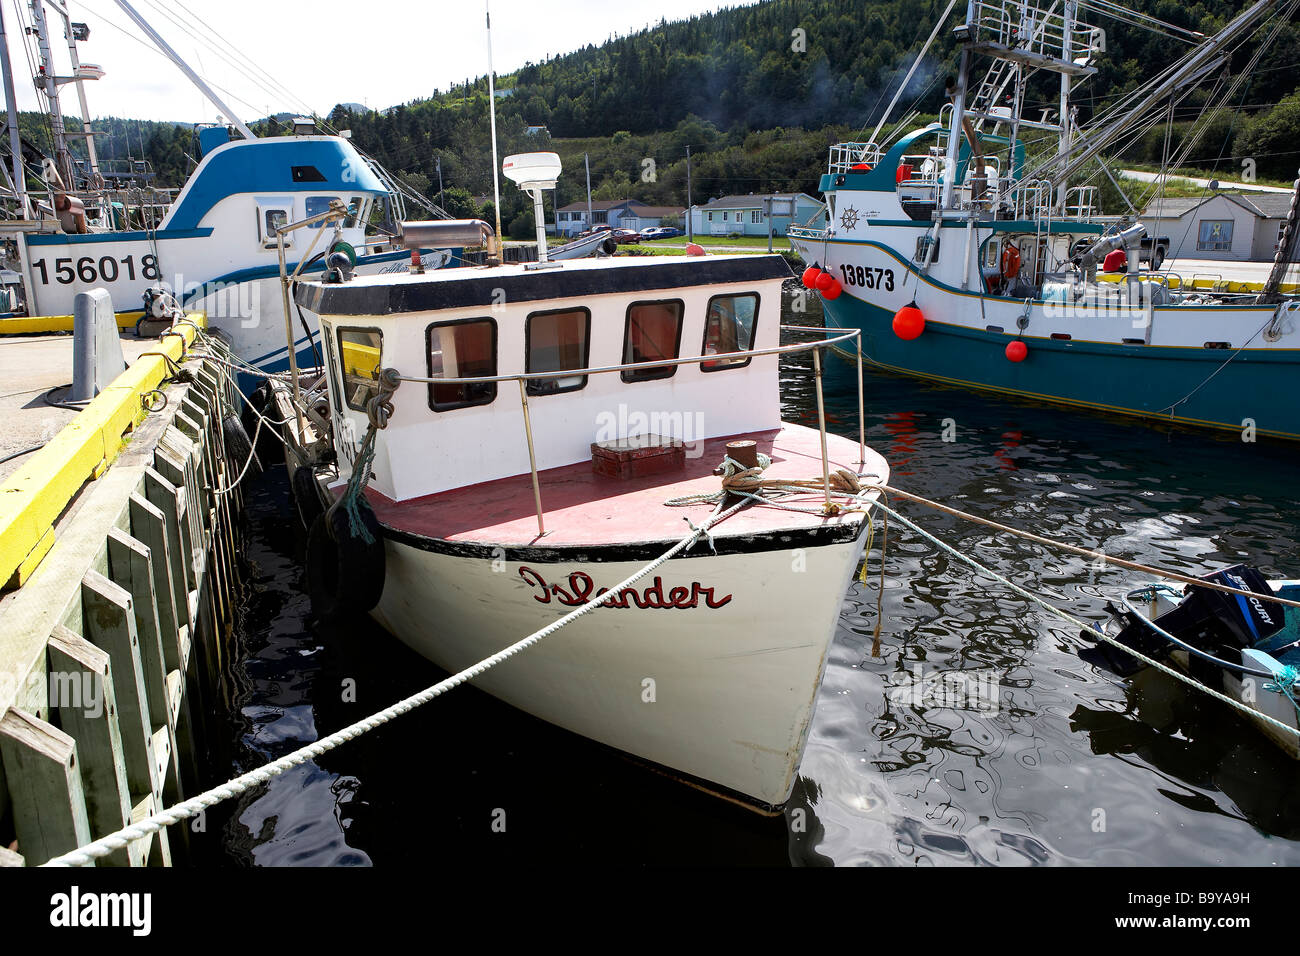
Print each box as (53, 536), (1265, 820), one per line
(371, 526), (870, 807)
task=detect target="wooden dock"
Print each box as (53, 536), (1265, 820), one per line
(0, 314), (246, 866)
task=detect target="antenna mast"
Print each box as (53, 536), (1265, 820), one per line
(485, 1), (503, 255)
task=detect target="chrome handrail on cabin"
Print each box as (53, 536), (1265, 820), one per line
(374, 325), (869, 536)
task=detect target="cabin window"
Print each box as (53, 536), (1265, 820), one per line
(526, 307), (590, 396)
(426, 318), (497, 411)
(291, 165), (327, 183)
(305, 196), (338, 227)
(336, 327), (383, 412)
(259, 206), (292, 248)
(701, 293), (759, 371)
(622, 300), (684, 382)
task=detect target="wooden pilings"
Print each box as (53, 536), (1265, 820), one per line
(0, 333), (246, 865)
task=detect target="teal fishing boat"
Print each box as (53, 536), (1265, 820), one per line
(789, 0), (1300, 439)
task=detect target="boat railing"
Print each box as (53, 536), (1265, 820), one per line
(828, 142), (885, 175)
(380, 325), (870, 536)
(970, 0), (1095, 63)
(1013, 179), (1053, 221)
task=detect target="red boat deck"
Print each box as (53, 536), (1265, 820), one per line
(363, 424), (885, 547)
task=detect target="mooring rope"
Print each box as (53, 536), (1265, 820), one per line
(860, 482), (1300, 611)
(42, 498), (746, 866)
(867, 497), (1300, 741)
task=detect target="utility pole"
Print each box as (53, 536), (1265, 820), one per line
(764, 195), (773, 253)
(584, 152), (593, 233)
(685, 144), (693, 241)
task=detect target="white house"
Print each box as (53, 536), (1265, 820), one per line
(1140, 192), (1294, 262)
(689, 193), (827, 238)
(554, 199), (685, 236)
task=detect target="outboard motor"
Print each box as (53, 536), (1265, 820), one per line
(1087, 565), (1287, 685)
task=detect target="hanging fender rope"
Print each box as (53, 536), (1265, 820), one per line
(41, 497), (747, 867)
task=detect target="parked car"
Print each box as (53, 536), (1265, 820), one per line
(577, 224), (612, 239)
(611, 229), (642, 244)
(639, 226), (683, 241)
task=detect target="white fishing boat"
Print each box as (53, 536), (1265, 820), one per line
(274, 149), (892, 810)
(789, 0), (1300, 439)
(0, 1), (459, 375)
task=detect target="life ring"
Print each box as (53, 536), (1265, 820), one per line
(306, 499), (386, 620)
(1000, 244), (1022, 280)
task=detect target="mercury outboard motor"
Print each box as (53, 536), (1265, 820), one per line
(1086, 565), (1286, 687)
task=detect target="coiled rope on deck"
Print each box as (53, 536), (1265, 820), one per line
(41, 497), (745, 867)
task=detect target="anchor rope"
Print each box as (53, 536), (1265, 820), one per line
(41, 497), (746, 867)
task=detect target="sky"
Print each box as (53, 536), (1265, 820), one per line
(2, 0), (753, 123)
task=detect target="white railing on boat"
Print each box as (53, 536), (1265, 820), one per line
(970, 0), (1100, 65)
(828, 142), (885, 175)
(384, 325), (869, 536)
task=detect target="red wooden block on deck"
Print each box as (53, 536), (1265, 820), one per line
(591, 435), (686, 481)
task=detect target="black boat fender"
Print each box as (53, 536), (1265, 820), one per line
(290, 464), (326, 530)
(241, 382), (282, 466)
(221, 411), (262, 479)
(306, 498), (385, 620)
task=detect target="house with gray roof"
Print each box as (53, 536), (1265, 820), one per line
(1140, 191), (1294, 262)
(689, 193), (826, 238)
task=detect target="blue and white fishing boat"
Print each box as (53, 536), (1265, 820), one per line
(789, 0), (1300, 440)
(0, 0), (453, 375)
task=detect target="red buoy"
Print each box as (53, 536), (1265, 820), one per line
(822, 278), (843, 300)
(1005, 340), (1028, 362)
(801, 266), (822, 288)
(896, 163), (913, 184)
(686, 243), (706, 257)
(892, 303), (925, 340)
(815, 271), (836, 292)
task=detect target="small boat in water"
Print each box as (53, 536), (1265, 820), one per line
(1082, 566), (1300, 758)
(272, 153), (891, 810)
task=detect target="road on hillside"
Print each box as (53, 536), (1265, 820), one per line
(1119, 169), (1290, 194)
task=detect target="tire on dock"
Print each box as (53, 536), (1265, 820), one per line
(306, 499), (385, 620)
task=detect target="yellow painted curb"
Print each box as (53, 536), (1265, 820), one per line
(0, 312), (207, 588)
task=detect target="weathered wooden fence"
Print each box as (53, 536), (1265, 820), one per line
(0, 327), (245, 865)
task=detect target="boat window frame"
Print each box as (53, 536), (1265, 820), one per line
(621, 298), (686, 383)
(424, 316), (499, 412)
(700, 292), (760, 373)
(335, 325), (385, 413)
(524, 306), (592, 397)
(321, 319), (342, 415)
